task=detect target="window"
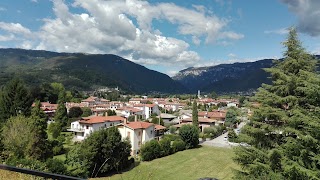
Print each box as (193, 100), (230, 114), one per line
(86, 125), (89, 129)
(127, 132), (131, 138)
(150, 130), (153, 134)
(110, 123), (113, 126)
(104, 124), (107, 127)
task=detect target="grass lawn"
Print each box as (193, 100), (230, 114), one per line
(95, 146), (239, 180)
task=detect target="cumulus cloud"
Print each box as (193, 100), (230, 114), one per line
(281, 0), (320, 36)
(0, 0), (242, 68)
(0, 22), (32, 36)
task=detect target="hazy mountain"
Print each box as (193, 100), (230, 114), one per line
(173, 59), (275, 94)
(173, 55), (320, 94)
(0, 48), (186, 94)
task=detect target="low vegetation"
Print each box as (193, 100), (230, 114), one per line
(96, 146), (238, 180)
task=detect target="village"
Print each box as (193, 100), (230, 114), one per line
(36, 92), (248, 156)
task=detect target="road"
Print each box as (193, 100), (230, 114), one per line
(200, 121), (247, 148)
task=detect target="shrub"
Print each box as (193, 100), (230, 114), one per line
(203, 127), (218, 138)
(159, 138), (172, 157)
(163, 134), (181, 141)
(169, 126), (177, 134)
(179, 124), (199, 149)
(140, 139), (161, 161)
(172, 139), (186, 153)
(48, 122), (61, 139)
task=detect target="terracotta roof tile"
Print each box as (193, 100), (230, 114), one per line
(80, 116), (125, 124)
(125, 121), (154, 130)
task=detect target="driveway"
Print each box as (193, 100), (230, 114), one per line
(201, 121), (247, 148)
(200, 132), (231, 148)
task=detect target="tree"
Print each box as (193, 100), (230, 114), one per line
(28, 100), (52, 161)
(192, 100), (198, 127)
(179, 124), (199, 149)
(66, 127), (132, 178)
(151, 117), (164, 126)
(2, 115), (34, 158)
(140, 139), (162, 161)
(54, 91), (68, 131)
(106, 109), (116, 116)
(225, 107), (239, 127)
(0, 78), (32, 124)
(81, 107), (92, 117)
(68, 107), (83, 118)
(233, 28), (320, 179)
(209, 91), (218, 99)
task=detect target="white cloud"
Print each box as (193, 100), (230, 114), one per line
(0, 34), (15, 41)
(281, 0), (320, 36)
(264, 28), (289, 35)
(0, 0), (242, 69)
(228, 53), (236, 58)
(0, 7), (6, 11)
(0, 22), (32, 36)
(31, 0), (38, 3)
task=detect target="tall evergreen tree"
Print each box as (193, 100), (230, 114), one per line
(54, 91), (68, 132)
(192, 100), (198, 127)
(233, 28), (320, 179)
(0, 78), (33, 124)
(28, 100), (52, 161)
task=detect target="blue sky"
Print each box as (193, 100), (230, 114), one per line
(0, 0), (320, 76)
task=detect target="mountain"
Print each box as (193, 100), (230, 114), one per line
(173, 55), (320, 94)
(0, 48), (186, 94)
(173, 59), (275, 94)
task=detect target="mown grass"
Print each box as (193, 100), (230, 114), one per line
(95, 146), (239, 180)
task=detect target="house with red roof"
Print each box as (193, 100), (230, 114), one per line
(68, 115), (125, 141)
(117, 119), (166, 155)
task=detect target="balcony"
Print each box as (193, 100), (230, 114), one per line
(67, 128), (85, 132)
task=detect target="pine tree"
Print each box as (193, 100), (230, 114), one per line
(192, 100), (198, 127)
(0, 78), (32, 124)
(28, 100), (52, 161)
(233, 28), (320, 179)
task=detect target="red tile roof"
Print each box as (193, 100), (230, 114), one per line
(80, 116), (125, 124)
(198, 111), (226, 119)
(155, 124), (166, 130)
(124, 121), (154, 130)
(134, 104), (156, 108)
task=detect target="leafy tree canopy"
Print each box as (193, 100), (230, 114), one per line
(234, 28), (320, 179)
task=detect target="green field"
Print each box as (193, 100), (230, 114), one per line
(96, 146), (239, 180)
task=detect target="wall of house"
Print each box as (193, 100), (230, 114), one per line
(143, 126), (155, 143)
(118, 126), (136, 154)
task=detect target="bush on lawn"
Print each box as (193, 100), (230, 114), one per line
(172, 139), (186, 153)
(140, 140), (161, 161)
(179, 124), (199, 149)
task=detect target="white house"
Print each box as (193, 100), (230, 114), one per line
(117, 120), (166, 155)
(68, 116), (125, 141)
(133, 104), (160, 119)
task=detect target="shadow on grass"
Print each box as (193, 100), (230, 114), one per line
(98, 160), (141, 178)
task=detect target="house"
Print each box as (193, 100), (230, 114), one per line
(117, 120), (166, 155)
(68, 116), (125, 141)
(133, 104), (160, 119)
(198, 110), (226, 121)
(180, 117), (217, 132)
(158, 113), (177, 124)
(32, 102), (58, 117)
(117, 107), (143, 118)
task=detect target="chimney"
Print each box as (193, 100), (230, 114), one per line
(124, 117), (127, 124)
(135, 115), (138, 122)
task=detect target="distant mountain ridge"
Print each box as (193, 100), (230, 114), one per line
(173, 55), (320, 94)
(0, 48), (186, 94)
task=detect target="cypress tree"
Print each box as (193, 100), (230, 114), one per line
(192, 100), (199, 127)
(233, 28), (320, 179)
(54, 91), (68, 131)
(28, 100), (52, 161)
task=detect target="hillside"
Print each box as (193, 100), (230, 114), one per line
(173, 59), (274, 94)
(0, 48), (186, 94)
